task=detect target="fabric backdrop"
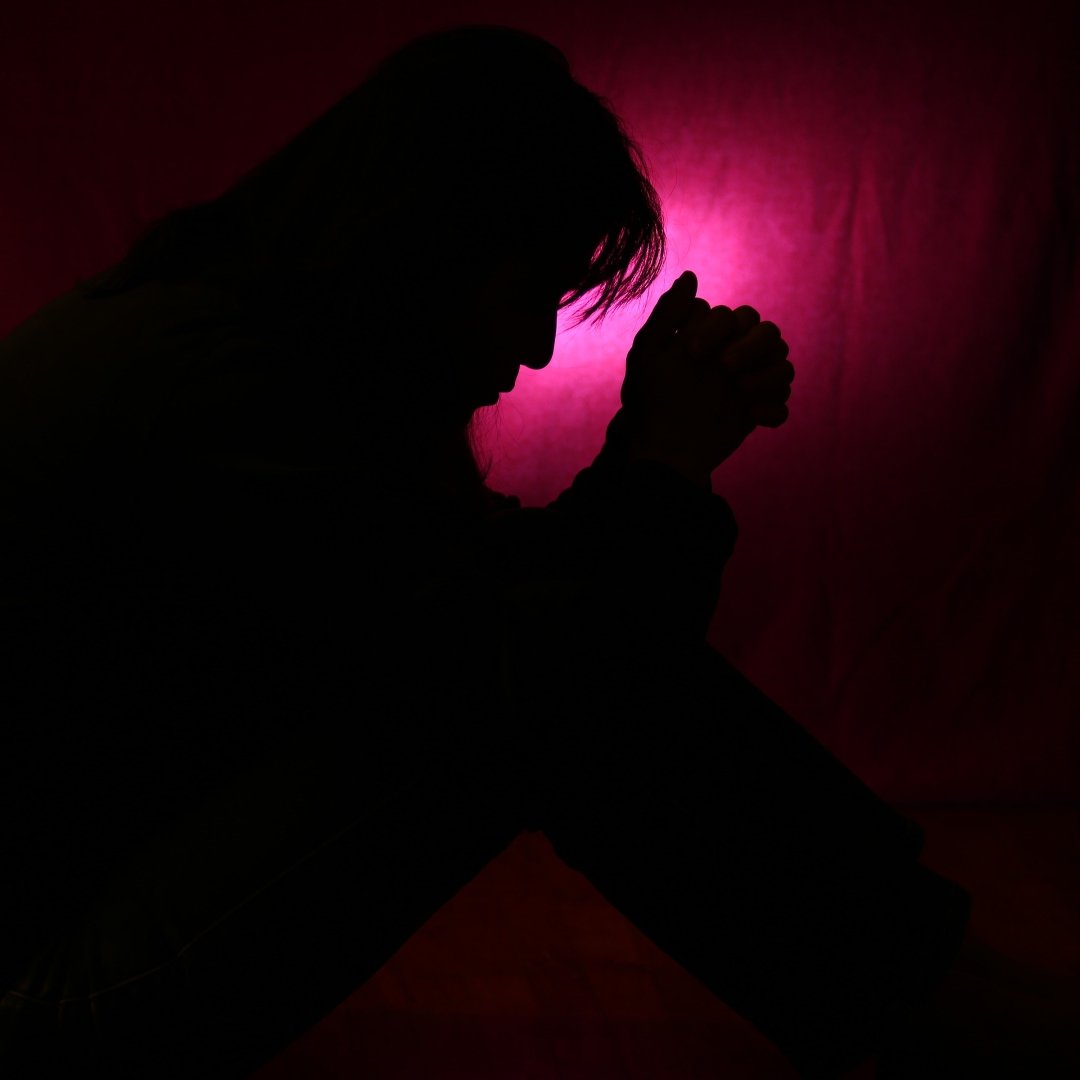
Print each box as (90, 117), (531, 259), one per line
(1, 0), (1077, 802)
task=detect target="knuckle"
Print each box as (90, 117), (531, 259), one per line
(734, 305), (761, 325)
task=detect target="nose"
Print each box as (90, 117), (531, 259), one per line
(520, 306), (558, 371)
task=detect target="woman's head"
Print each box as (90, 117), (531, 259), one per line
(330, 25), (665, 322)
(82, 25), (665, 431)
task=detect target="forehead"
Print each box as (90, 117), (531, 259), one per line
(514, 234), (596, 286)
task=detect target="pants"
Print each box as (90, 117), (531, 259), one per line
(0, 634), (971, 1080)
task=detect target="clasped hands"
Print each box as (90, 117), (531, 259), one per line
(610, 270), (794, 487)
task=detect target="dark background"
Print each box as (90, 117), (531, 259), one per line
(2, 0), (1077, 803)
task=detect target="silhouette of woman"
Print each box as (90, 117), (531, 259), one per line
(1, 23), (1074, 1080)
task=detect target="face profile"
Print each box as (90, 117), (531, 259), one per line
(454, 250), (585, 411)
(64, 25), (666, 459)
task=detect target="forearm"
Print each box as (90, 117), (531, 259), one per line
(593, 407), (714, 491)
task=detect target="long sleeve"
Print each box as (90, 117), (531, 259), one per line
(473, 455), (737, 652)
(381, 424), (740, 729)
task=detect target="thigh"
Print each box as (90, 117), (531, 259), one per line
(1, 703), (531, 1079)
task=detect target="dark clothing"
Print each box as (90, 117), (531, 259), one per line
(0, 278), (970, 1078)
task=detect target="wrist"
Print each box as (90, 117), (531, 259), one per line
(602, 409), (712, 490)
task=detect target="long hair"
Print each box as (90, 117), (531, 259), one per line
(78, 25), (666, 479)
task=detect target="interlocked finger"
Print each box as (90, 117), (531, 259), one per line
(731, 305), (761, 338)
(737, 358), (795, 396)
(682, 304), (737, 360)
(720, 321), (786, 375)
(632, 271), (699, 348)
(679, 297), (712, 336)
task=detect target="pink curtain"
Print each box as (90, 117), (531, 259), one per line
(2, 0), (1076, 801)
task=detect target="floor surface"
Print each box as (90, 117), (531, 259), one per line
(250, 806), (1079, 1079)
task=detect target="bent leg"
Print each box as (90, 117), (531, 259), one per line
(0, 714), (530, 1080)
(530, 642), (971, 1079)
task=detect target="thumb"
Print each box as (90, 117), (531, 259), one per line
(632, 270), (698, 348)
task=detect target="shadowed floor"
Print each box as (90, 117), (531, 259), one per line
(250, 806), (1079, 1079)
